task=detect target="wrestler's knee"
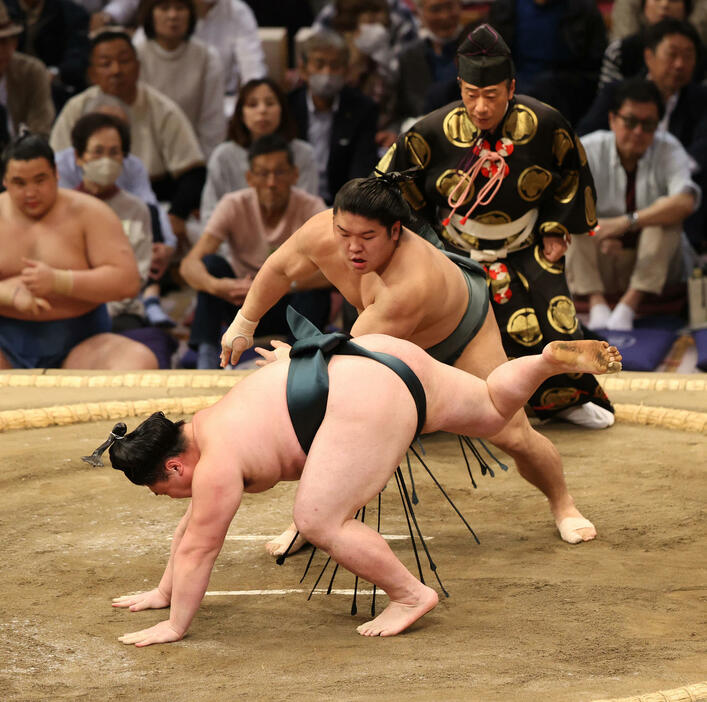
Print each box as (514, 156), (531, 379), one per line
(292, 505), (332, 549)
(488, 409), (535, 456)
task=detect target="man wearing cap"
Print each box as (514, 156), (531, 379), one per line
(378, 22), (615, 430)
(0, 1), (54, 140)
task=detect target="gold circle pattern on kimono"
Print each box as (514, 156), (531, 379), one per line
(435, 169), (475, 205)
(375, 143), (397, 174)
(474, 210), (512, 224)
(517, 165), (552, 201)
(547, 295), (579, 334)
(443, 106), (480, 147)
(552, 128), (574, 167)
(404, 131), (432, 168)
(539, 386), (582, 410)
(502, 104), (538, 145)
(584, 186), (598, 227)
(575, 134), (588, 166)
(554, 170), (579, 204)
(532, 241), (565, 274)
(507, 307), (543, 346)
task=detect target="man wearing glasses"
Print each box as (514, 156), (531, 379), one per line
(566, 77), (700, 331)
(179, 133), (330, 369)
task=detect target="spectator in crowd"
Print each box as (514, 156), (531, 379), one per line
(611, 0), (707, 46)
(201, 77), (318, 224)
(600, 0), (693, 89)
(566, 79), (700, 331)
(0, 133), (157, 369)
(71, 112), (155, 332)
(133, 0), (225, 159)
(53, 100), (177, 316)
(314, 0), (418, 54)
(578, 19), (707, 251)
(4, 0), (90, 110)
(50, 29), (206, 246)
(329, 0), (400, 148)
(396, 0), (464, 125)
(180, 134), (330, 369)
(489, 0), (607, 125)
(289, 28), (378, 205)
(79, 0), (140, 32)
(193, 0), (266, 96)
(0, 2), (54, 138)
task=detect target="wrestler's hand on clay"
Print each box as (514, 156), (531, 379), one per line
(112, 587), (170, 612)
(118, 620), (183, 648)
(542, 235), (569, 263)
(254, 340), (291, 367)
(12, 283), (51, 315)
(20, 258), (56, 297)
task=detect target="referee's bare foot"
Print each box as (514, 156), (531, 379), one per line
(356, 585), (438, 637)
(544, 340), (622, 375)
(265, 523), (307, 557)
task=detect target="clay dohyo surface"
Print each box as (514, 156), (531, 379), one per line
(1, 409), (705, 701)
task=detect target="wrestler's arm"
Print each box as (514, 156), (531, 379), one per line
(112, 502), (193, 612)
(118, 461), (244, 647)
(20, 197), (141, 302)
(221, 223), (323, 366)
(0, 277), (51, 315)
(350, 287), (425, 339)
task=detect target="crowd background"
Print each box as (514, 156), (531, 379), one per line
(1, 0), (706, 372)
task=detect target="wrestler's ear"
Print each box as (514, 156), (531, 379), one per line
(390, 221), (401, 241)
(164, 458), (183, 476)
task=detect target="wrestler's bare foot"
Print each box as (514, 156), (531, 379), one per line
(265, 523), (308, 557)
(543, 340), (622, 375)
(552, 500), (597, 544)
(356, 585), (438, 637)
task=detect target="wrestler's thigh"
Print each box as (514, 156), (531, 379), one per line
(62, 333), (159, 370)
(452, 305), (509, 380)
(294, 372), (418, 524)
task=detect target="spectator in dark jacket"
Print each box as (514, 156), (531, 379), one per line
(489, 0), (607, 125)
(5, 0), (90, 110)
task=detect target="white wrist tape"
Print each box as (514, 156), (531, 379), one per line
(52, 269), (74, 296)
(273, 345), (290, 361)
(222, 310), (258, 349)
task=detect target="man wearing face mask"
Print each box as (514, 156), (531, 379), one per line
(71, 112), (154, 332)
(289, 28), (379, 205)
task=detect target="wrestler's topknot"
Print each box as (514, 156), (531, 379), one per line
(333, 175), (413, 234)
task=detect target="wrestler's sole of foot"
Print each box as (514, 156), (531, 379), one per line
(265, 523), (308, 557)
(356, 585), (439, 637)
(543, 340), (622, 375)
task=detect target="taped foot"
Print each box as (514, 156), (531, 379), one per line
(556, 402), (615, 429)
(544, 339), (622, 375)
(556, 516), (596, 544)
(356, 586), (438, 637)
(265, 526), (307, 557)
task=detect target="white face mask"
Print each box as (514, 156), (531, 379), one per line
(82, 157), (122, 187)
(354, 22), (390, 57)
(308, 73), (345, 99)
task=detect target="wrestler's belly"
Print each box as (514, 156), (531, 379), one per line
(1, 299), (99, 323)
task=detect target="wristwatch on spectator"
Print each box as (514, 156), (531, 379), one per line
(626, 211), (640, 232)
